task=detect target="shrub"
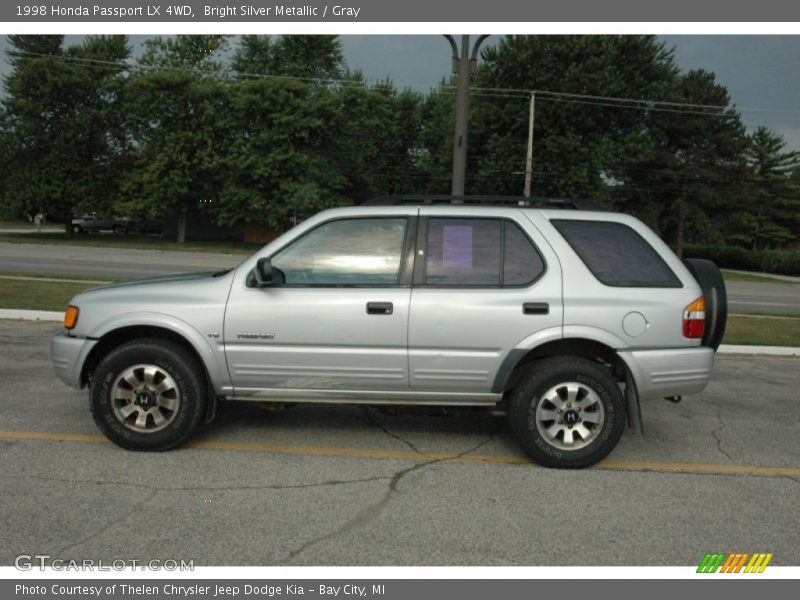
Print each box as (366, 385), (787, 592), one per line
(684, 244), (800, 276)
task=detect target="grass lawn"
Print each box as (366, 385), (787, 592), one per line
(722, 315), (800, 347)
(0, 277), (107, 312)
(0, 232), (257, 255)
(0, 220), (40, 229)
(721, 270), (799, 285)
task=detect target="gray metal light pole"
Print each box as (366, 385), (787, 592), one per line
(524, 92), (536, 198)
(444, 35), (488, 199)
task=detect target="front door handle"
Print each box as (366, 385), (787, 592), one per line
(367, 301), (393, 315)
(523, 302), (549, 315)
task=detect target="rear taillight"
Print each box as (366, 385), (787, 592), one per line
(683, 296), (705, 339)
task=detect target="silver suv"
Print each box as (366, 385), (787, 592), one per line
(51, 196), (727, 468)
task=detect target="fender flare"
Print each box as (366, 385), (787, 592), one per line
(86, 311), (231, 394)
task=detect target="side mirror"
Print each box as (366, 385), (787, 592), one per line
(253, 257), (273, 287)
(250, 258), (286, 288)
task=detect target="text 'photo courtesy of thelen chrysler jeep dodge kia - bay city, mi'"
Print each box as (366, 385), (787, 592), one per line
(51, 195), (727, 468)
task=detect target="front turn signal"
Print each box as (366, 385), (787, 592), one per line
(64, 305), (79, 330)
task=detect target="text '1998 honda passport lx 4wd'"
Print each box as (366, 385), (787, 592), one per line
(51, 196), (727, 468)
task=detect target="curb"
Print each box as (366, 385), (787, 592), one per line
(0, 309), (63, 322)
(0, 275), (110, 285)
(2, 309), (798, 357)
(717, 344), (799, 357)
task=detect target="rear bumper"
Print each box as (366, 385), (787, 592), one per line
(619, 347), (715, 400)
(51, 333), (96, 389)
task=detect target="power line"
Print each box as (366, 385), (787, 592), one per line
(13, 49), (800, 122)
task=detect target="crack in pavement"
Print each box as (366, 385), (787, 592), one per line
(2, 472), (390, 493)
(13, 472), (392, 558)
(697, 397), (734, 461)
(360, 406), (428, 456)
(711, 415), (734, 461)
(280, 411), (498, 565)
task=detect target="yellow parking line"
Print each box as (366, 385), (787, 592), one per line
(0, 430), (110, 444)
(1, 429), (799, 478)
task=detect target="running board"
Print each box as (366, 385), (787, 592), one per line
(224, 388), (502, 407)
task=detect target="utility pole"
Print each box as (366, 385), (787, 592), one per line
(524, 92), (536, 198)
(444, 35), (488, 199)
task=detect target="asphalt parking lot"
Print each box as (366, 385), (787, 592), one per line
(1, 320), (798, 566)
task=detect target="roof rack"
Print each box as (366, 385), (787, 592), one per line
(363, 195), (605, 211)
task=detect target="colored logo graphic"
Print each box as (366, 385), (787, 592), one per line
(697, 552), (773, 573)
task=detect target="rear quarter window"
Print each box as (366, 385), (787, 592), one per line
(551, 219), (681, 288)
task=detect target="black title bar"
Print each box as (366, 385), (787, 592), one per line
(3, 0), (800, 22)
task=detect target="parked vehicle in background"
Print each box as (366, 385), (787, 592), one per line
(51, 196), (727, 468)
(71, 212), (129, 234)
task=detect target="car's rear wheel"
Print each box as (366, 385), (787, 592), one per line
(72, 224), (83, 234)
(683, 258), (728, 351)
(508, 356), (626, 468)
(90, 338), (206, 451)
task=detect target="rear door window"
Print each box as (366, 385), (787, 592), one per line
(504, 221), (545, 285)
(423, 218), (545, 286)
(425, 218), (502, 285)
(551, 219), (681, 287)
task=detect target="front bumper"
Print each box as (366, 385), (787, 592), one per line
(619, 347), (715, 401)
(51, 333), (97, 389)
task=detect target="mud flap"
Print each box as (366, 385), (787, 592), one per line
(205, 386), (218, 424)
(624, 367), (643, 434)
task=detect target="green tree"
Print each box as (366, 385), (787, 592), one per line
(212, 78), (349, 230)
(2, 35), (130, 232)
(122, 36), (231, 242)
(0, 106), (10, 219)
(418, 79), (457, 194)
(140, 35), (229, 70)
(216, 36), (385, 231)
(619, 70), (747, 256)
(271, 35), (344, 78)
(736, 127), (800, 249)
(468, 35), (680, 198)
(231, 35), (275, 75)
(334, 75), (425, 201)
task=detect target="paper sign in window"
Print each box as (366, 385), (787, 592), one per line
(442, 225), (473, 268)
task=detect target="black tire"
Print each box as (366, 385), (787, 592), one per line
(90, 338), (206, 451)
(72, 224), (83, 234)
(508, 356), (626, 469)
(683, 258), (728, 351)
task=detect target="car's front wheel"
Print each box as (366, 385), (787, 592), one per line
(90, 338), (206, 451)
(508, 356), (626, 468)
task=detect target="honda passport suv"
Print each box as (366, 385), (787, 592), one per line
(51, 196), (727, 468)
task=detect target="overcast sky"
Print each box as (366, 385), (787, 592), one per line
(1, 34), (799, 149)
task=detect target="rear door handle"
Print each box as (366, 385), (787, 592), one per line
(523, 302), (549, 315)
(367, 302), (393, 315)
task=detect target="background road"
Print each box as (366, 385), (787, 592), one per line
(1, 320), (798, 566)
(2, 242), (798, 313)
(726, 280), (800, 314)
(0, 241), (241, 279)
